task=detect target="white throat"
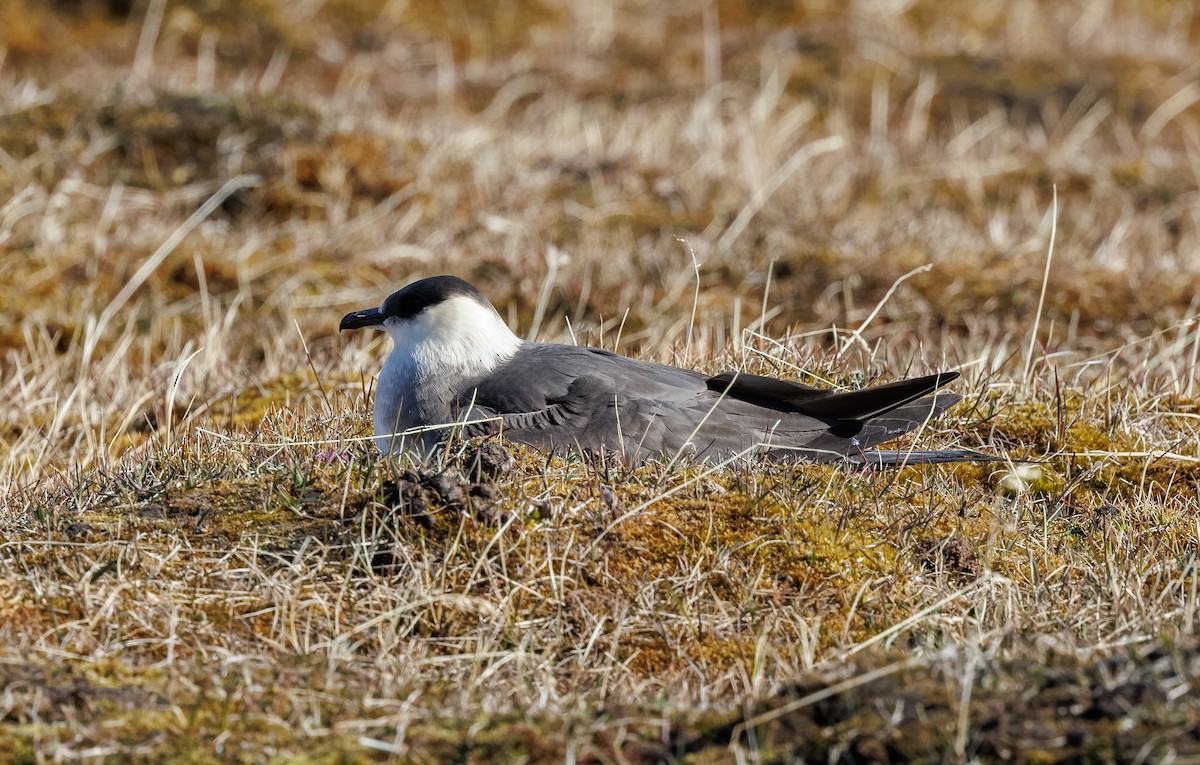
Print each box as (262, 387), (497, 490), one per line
(385, 294), (521, 380)
(373, 294), (521, 451)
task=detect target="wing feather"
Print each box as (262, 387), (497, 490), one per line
(706, 371), (959, 419)
(453, 343), (978, 463)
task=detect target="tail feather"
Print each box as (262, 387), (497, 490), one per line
(708, 371), (960, 419)
(796, 372), (960, 420)
(709, 368), (997, 466)
(851, 392), (961, 449)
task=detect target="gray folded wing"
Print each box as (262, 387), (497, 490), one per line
(459, 343), (964, 463)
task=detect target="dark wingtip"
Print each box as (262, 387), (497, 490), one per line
(708, 369), (964, 420)
(339, 306), (384, 331)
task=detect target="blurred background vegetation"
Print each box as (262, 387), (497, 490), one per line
(4, 0), (1200, 353)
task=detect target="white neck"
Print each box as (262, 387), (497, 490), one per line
(373, 294), (521, 451)
(385, 294), (522, 381)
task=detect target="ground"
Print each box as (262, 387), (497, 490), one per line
(2, 0), (1200, 761)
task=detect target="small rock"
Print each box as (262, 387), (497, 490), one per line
(381, 466), (500, 521)
(469, 484), (498, 502)
(997, 464), (1043, 495)
(461, 440), (515, 481)
(425, 470), (466, 506)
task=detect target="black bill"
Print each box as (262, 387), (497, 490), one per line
(339, 307), (385, 331)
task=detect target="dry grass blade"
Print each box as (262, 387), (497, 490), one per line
(835, 263), (932, 358)
(1023, 185), (1058, 383)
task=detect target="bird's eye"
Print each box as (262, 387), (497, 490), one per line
(384, 294), (428, 320)
(382, 277), (467, 320)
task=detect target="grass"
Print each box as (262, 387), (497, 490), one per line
(2, 0), (1200, 761)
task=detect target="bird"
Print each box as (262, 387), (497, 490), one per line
(340, 275), (992, 466)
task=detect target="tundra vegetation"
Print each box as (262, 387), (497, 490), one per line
(2, 0), (1200, 761)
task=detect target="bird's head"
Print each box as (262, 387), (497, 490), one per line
(340, 275), (521, 372)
